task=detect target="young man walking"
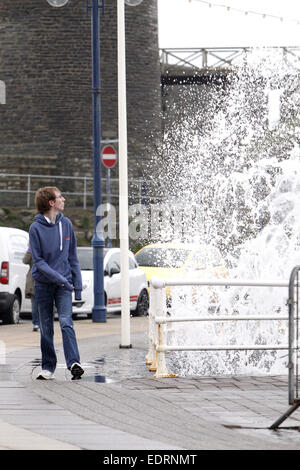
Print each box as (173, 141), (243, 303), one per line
(29, 186), (84, 380)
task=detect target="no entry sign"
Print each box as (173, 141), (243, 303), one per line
(101, 145), (117, 169)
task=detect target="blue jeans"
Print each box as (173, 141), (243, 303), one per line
(34, 282), (80, 373)
(31, 296), (40, 326)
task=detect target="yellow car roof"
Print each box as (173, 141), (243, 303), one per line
(136, 242), (209, 252)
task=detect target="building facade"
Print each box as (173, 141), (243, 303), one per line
(0, 0), (161, 187)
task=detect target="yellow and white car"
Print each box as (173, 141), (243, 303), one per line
(135, 242), (228, 284)
(135, 242), (228, 307)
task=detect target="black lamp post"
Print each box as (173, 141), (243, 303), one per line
(46, 0), (106, 322)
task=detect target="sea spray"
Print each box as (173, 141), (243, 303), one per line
(145, 48), (300, 375)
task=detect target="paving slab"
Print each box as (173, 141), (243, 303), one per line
(1, 317), (300, 451)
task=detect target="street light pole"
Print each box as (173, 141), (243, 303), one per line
(117, 0), (131, 347)
(91, 0), (106, 322)
(118, 0), (144, 347)
(46, 0), (106, 322)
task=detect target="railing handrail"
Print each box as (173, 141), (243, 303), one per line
(150, 276), (291, 289)
(155, 314), (289, 324)
(0, 172), (147, 208)
(0, 172), (143, 184)
(160, 46), (300, 71)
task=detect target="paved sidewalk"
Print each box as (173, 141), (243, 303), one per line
(0, 316), (300, 450)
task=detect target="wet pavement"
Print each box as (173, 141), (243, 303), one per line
(1, 316), (300, 451)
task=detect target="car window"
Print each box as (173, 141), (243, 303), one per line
(185, 247), (223, 270)
(77, 248), (109, 270)
(77, 248), (93, 270)
(129, 257), (137, 270)
(135, 248), (190, 268)
(9, 234), (28, 261)
(186, 251), (207, 270)
(106, 253), (120, 272)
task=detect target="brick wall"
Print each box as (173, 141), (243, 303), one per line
(0, 0), (161, 189)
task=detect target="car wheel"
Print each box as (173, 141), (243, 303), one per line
(3, 295), (21, 325)
(133, 289), (149, 316)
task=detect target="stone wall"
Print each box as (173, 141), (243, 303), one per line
(0, 0), (161, 192)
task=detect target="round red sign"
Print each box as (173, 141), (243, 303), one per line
(101, 145), (117, 169)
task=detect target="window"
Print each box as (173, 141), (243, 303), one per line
(185, 247), (223, 271)
(9, 235), (28, 261)
(135, 248), (190, 268)
(106, 253), (120, 273)
(129, 257), (137, 270)
(77, 247), (109, 270)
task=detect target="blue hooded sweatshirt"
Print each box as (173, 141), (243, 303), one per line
(29, 213), (82, 299)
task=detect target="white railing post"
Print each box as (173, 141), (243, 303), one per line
(154, 285), (168, 377)
(145, 281), (156, 368)
(153, 281), (176, 378)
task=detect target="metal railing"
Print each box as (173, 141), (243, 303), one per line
(0, 80), (5, 104)
(288, 266), (300, 404)
(146, 277), (290, 379)
(160, 46), (300, 72)
(147, 272), (300, 428)
(270, 266), (300, 429)
(0, 172), (146, 208)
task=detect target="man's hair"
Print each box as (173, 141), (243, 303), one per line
(35, 186), (60, 214)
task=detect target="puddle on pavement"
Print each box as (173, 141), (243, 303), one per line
(24, 357), (116, 383)
(82, 374), (115, 383)
(91, 357), (105, 364)
(11, 354), (142, 384)
(28, 358), (42, 366)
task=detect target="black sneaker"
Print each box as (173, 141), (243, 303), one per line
(70, 362), (84, 380)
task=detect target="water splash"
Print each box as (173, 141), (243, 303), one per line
(146, 48), (300, 376)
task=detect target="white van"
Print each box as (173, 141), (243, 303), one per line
(0, 227), (31, 324)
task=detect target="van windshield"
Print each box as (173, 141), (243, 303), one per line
(9, 234), (28, 261)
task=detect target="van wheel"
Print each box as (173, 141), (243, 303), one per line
(133, 289), (149, 317)
(3, 295), (21, 324)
